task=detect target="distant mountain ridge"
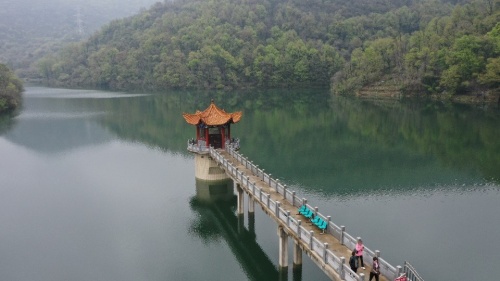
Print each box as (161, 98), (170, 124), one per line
(20, 0), (500, 96)
(33, 0), (423, 90)
(0, 0), (159, 74)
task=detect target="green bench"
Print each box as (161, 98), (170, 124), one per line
(298, 205), (314, 219)
(298, 205), (328, 234)
(310, 216), (328, 234)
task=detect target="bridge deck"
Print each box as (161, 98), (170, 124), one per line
(219, 150), (388, 281)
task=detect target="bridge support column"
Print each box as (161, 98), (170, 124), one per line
(293, 240), (302, 266)
(248, 196), (256, 237)
(248, 196), (255, 213)
(278, 226), (288, 268)
(235, 182), (244, 215)
(279, 267), (288, 281)
(237, 212), (244, 234)
(248, 212), (255, 237)
(292, 266), (302, 281)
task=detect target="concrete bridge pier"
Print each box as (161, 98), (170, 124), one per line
(235, 182), (244, 215)
(279, 268), (288, 281)
(293, 240), (302, 267)
(248, 196), (255, 213)
(248, 212), (255, 237)
(292, 265), (302, 281)
(278, 226), (288, 268)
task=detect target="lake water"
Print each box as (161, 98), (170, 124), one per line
(1, 86), (499, 281)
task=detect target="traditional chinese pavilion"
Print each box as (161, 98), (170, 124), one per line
(183, 100), (242, 182)
(183, 100), (242, 150)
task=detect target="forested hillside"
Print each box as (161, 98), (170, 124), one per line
(0, 0), (159, 77)
(333, 0), (500, 97)
(37, 0), (500, 96)
(0, 64), (23, 113)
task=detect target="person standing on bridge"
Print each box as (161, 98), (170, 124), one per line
(369, 256), (380, 281)
(356, 238), (365, 270)
(349, 250), (358, 273)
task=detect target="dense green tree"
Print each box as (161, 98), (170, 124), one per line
(0, 64), (23, 113)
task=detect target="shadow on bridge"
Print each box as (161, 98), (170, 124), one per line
(189, 179), (302, 281)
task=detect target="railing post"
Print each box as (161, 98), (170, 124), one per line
(326, 216), (331, 234)
(303, 198), (307, 206)
(297, 220), (302, 239)
(309, 231), (314, 249)
(340, 226), (345, 245)
(261, 169), (265, 180)
(292, 191), (296, 206)
(314, 206), (318, 216)
(286, 211), (290, 226)
(340, 256), (346, 279)
(268, 173), (272, 185)
(323, 243), (329, 263)
(375, 250), (380, 257)
(283, 185), (287, 200)
(359, 272), (365, 281)
(275, 202), (281, 217)
(396, 265), (403, 279)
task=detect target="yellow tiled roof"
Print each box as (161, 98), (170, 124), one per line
(182, 101), (242, 126)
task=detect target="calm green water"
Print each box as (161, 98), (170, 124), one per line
(1, 87), (499, 281)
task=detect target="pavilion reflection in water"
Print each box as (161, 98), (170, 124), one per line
(189, 179), (303, 281)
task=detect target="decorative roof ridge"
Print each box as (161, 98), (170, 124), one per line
(182, 100), (242, 126)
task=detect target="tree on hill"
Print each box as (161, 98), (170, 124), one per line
(0, 64), (23, 113)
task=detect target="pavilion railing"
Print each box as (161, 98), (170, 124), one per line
(187, 138), (240, 153)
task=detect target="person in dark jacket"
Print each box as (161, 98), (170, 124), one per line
(349, 250), (358, 273)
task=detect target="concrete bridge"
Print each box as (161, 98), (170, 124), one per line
(188, 142), (424, 281)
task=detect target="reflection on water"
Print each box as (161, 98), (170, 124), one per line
(4, 112), (112, 154)
(189, 179), (283, 281)
(24, 86), (148, 99)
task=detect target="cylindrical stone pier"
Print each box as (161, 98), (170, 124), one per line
(248, 196), (255, 213)
(236, 182), (244, 215)
(293, 240), (302, 266)
(278, 226), (288, 268)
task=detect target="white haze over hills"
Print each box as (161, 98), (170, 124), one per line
(0, 0), (160, 73)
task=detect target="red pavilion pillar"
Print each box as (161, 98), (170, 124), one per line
(205, 126), (209, 147)
(221, 125), (226, 149)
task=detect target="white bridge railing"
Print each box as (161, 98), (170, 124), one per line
(200, 142), (424, 281)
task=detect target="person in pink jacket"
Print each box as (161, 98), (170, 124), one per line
(355, 238), (365, 269)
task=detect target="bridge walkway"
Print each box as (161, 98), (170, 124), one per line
(219, 150), (388, 281)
